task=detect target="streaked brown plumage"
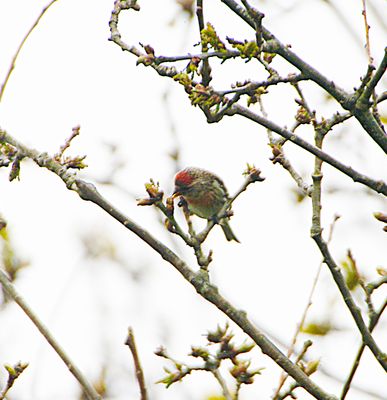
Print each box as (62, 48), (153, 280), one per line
(173, 167), (239, 242)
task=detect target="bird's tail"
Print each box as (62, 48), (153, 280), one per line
(220, 219), (240, 243)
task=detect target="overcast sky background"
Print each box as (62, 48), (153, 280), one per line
(0, 1), (386, 399)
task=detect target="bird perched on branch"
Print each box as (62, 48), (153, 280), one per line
(173, 167), (239, 242)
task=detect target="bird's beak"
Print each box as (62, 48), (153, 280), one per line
(172, 190), (180, 199)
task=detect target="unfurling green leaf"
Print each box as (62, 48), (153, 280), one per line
(341, 250), (361, 290)
(200, 23), (226, 52)
(301, 322), (332, 336)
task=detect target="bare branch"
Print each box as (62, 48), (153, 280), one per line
(196, 0), (212, 86)
(212, 369), (233, 400)
(0, 0), (59, 102)
(340, 298), (387, 399)
(0, 267), (101, 400)
(360, 47), (387, 103)
(108, 0), (177, 77)
(125, 327), (148, 400)
(226, 105), (387, 196)
(361, 0), (373, 64)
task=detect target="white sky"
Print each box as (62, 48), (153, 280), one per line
(0, 1), (386, 399)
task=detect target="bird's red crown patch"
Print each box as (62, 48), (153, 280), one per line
(175, 170), (194, 186)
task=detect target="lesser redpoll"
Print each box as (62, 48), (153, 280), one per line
(173, 167), (239, 242)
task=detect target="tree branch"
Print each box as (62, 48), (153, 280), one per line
(311, 236), (387, 372)
(196, 0), (212, 86)
(108, 0), (177, 78)
(220, 0), (387, 153)
(340, 298), (387, 399)
(0, 268), (101, 400)
(0, 0), (59, 102)
(226, 105), (387, 196)
(125, 327), (148, 400)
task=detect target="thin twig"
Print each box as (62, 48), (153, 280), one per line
(276, 341), (314, 400)
(212, 369), (233, 400)
(340, 298), (387, 399)
(0, 267), (101, 400)
(256, 92), (312, 196)
(241, 0), (264, 48)
(273, 215), (340, 398)
(125, 327), (148, 400)
(217, 74), (307, 96)
(0, 0), (59, 102)
(361, 0), (373, 64)
(54, 125), (81, 160)
(366, 275), (387, 294)
(108, 0), (177, 78)
(360, 47), (387, 104)
(196, 0), (212, 86)
(155, 49), (240, 64)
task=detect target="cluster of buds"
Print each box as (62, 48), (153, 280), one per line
(200, 22), (226, 52)
(243, 164), (265, 183)
(373, 211), (387, 232)
(227, 37), (260, 60)
(54, 126), (87, 170)
(0, 142), (17, 168)
(136, 44), (155, 66)
(3, 361), (29, 391)
(0, 141), (22, 181)
(189, 84), (225, 109)
(136, 179), (164, 206)
(156, 324), (263, 390)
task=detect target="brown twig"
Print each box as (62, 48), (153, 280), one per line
(276, 340), (314, 400)
(340, 298), (387, 399)
(361, 0), (373, 65)
(54, 125), (81, 160)
(0, 0), (59, 102)
(125, 327), (148, 400)
(258, 89), (312, 197)
(108, 0), (177, 78)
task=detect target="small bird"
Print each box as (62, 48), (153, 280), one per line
(173, 167), (239, 242)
